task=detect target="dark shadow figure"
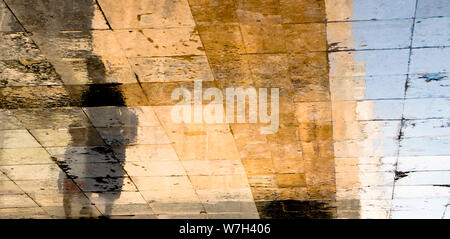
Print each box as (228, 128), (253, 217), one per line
(69, 54), (138, 218)
(8, 0), (139, 218)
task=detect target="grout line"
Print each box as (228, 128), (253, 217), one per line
(18, 126), (106, 218)
(2, 0), (28, 32)
(94, 0), (113, 30)
(0, 168), (50, 217)
(390, 0), (420, 218)
(323, 0), (340, 218)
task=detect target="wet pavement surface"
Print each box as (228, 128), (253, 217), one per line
(0, 0), (449, 218)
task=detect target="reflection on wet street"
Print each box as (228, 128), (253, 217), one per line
(0, 0), (449, 218)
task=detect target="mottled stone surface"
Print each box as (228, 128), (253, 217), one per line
(0, 0), (449, 219)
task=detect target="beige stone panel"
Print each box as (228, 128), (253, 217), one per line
(140, 187), (200, 203)
(289, 55), (330, 102)
(0, 207), (48, 219)
(292, 79), (330, 102)
(201, 199), (257, 215)
(241, 159), (274, 175)
(30, 128), (105, 147)
(333, 100), (403, 121)
(280, 0), (326, 23)
(334, 139), (398, 158)
(237, 10), (281, 25)
(230, 124), (267, 144)
(0, 180), (23, 195)
(165, 124), (240, 161)
(198, 191), (258, 214)
(233, 142), (272, 160)
(26, 192), (87, 208)
(360, 209), (390, 219)
(303, 153), (336, 189)
(97, 126), (171, 146)
(250, 187), (280, 201)
(283, 23), (327, 53)
(245, 54), (289, 81)
(12, 107), (91, 130)
(98, 0), (195, 29)
(196, 187), (255, 202)
(29, 30), (135, 85)
(42, 205), (102, 218)
(271, 143), (303, 160)
(337, 186), (393, 201)
(278, 186), (309, 200)
(302, 141), (335, 161)
(328, 51), (365, 78)
(129, 56), (214, 82)
(235, 0), (281, 25)
(247, 174), (278, 188)
(88, 191), (147, 205)
(123, 161), (186, 177)
(114, 28), (204, 57)
(140, 82), (193, 106)
(241, 24), (286, 53)
(284, 23), (327, 52)
(331, 100), (358, 123)
(197, 24), (245, 55)
(96, 204), (154, 217)
(276, 173), (307, 187)
(295, 102), (332, 122)
(190, 175), (251, 190)
(335, 157), (396, 173)
(266, 126), (300, 145)
(0, 148), (53, 165)
(336, 172), (394, 188)
(330, 76), (367, 101)
(91, 30), (129, 57)
(113, 83), (151, 106)
(189, 0), (239, 24)
(182, 160), (246, 176)
(83, 106), (160, 127)
(306, 185), (336, 200)
(289, 52), (329, 79)
(335, 158), (361, 176)
(273, 159), (304, 174)
(208, 54), (253, 83)
(333, 120), (400, 141)
(327, 22), (355, 51)
(298, 121), (333, 143)
(51, 57), (137, 85)
(151, 105), (187, 129)
(325, 0), (354, 22)
(132, 176), (194, 192)
(0, 110), (22, 130)
(0, 194), (37, 208)
(0, 164), (63, 180)
(112, 145), (179, 162)
(0, 130), (41, 149)
(150, 201), (204, 215)
(31, 30), (123, 59)
(0, 85), (75, 109)
(0, 172), (7, 181)
(15, 179), (78, 194)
